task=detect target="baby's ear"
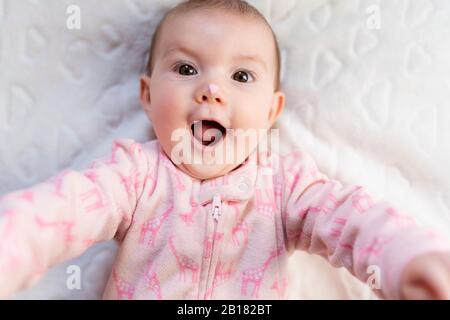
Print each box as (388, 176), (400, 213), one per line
(140, 74), (152, 112)
(268, 91), (285, 127)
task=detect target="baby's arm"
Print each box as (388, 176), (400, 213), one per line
(281, 151), (450, 299)
(0, 139), (149, 298)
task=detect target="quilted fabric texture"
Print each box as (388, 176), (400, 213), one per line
(0, 0), (449, 299)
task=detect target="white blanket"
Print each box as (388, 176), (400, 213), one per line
(1, 0), (449, 299)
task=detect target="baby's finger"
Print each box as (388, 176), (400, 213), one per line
(417, 261), (450, 300)
(401, 283), (433, 300)
(430, 265), (450, 299)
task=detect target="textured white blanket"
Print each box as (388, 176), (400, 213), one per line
(1, 0), (449, 299)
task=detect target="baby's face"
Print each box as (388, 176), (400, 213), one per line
(140, 9), (284, 180)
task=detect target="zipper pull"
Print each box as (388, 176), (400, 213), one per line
(211, 194), (222, 222)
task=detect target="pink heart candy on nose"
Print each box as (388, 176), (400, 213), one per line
(208, 84), (220, 95)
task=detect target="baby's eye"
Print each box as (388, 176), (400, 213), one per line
(177, 64), (198, 76)
(233, 70), (254, 83)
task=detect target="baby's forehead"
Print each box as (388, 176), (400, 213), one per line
(164, 9), (271, 40)
(157, 10), (275, 59)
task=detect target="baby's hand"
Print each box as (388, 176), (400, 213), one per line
(400, 252), (450, 299)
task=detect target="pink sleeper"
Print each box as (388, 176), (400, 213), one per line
(0, 138), (449, 299)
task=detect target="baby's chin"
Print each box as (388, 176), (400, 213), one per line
(160, 138), (254, 181)
(177, 161), (242, 181)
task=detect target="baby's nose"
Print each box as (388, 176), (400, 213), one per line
(209, 84), (219, 95)
(196, 83), (226, 105)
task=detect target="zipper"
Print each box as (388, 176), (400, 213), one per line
(203, 194), (222, 299)
(211, 194), (222, 222)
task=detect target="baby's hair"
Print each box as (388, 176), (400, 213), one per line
(145, 0), (281, 92)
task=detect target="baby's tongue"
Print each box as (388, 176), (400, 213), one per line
(193, 121), (221, 143)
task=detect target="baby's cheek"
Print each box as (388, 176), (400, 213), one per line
(237, 110), (269, 130)
(151, 92), (185, 121)
(152, 79), (183, 102)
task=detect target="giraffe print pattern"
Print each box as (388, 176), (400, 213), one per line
(112, 270), (135, 300)
(255, 188), (277, 220)
(142, 262), (162, 300)
(357, 237), (393, 265)
(240, 247), (284, 298)
(179, 196), (200, 225)
(202, 232), (224, 260)
(168, 237), (199, 283)
(271, 277), (288, 299)
(1, 139), (449, 300)
(79, 187), (108, 213)
(139, 202), (174, 246)
(230, 203), (252, 246)
(34, 215), (75, 244)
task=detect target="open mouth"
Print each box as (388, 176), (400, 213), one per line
(190, 120), (227, 147)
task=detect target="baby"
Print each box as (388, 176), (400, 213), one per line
(1, 0), (450, 300)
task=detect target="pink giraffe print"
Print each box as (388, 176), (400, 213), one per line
(120, 167), (142, 197)
(204, 261), (235, 299)
(160, 155), (186, 192)
(230, 203), (252, 246)
(283, 152), (304, 187)
(287, 172), (301, 195)
(34, 215), (75, 244)
(273, 176), (283, 211)
(386, 207), (416, 228)
(357, 237), (393, 264)
(47, 170), (71, 199)
(83, 170), (98, 183)
(82, 238), (96, 249)
(241, 247), (283, 298)
(351, 189), (374, 213)
(129, 141), (144, 157)
(142, 262), (162, 300)
(203, 231), (224, 260)
(112, 270), (135, 300)
(139, 203), (174, 246)
(179, 196), (200, 224)
(284, 152), (323, 195)
(145, 165), (157, 200)
(168, 237), (199, 283)
(299, 193), (346, 219)
(330, 217), (348, 237)
(17, 190), (34, 203)
(338, 240), (354, 251)
(271, 277), (288, 298)
(104, 141), (122, 166)
(79, 187), (108, 213)
(255, 188), (277, 220)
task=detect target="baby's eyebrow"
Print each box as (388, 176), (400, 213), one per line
(164, 46), (267, 71)
(164, 46), (198, 59)
(232, 54), (267, 71)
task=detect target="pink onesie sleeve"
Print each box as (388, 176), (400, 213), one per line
(281, 151), (450, 299)
(0, 138), (149, 298)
